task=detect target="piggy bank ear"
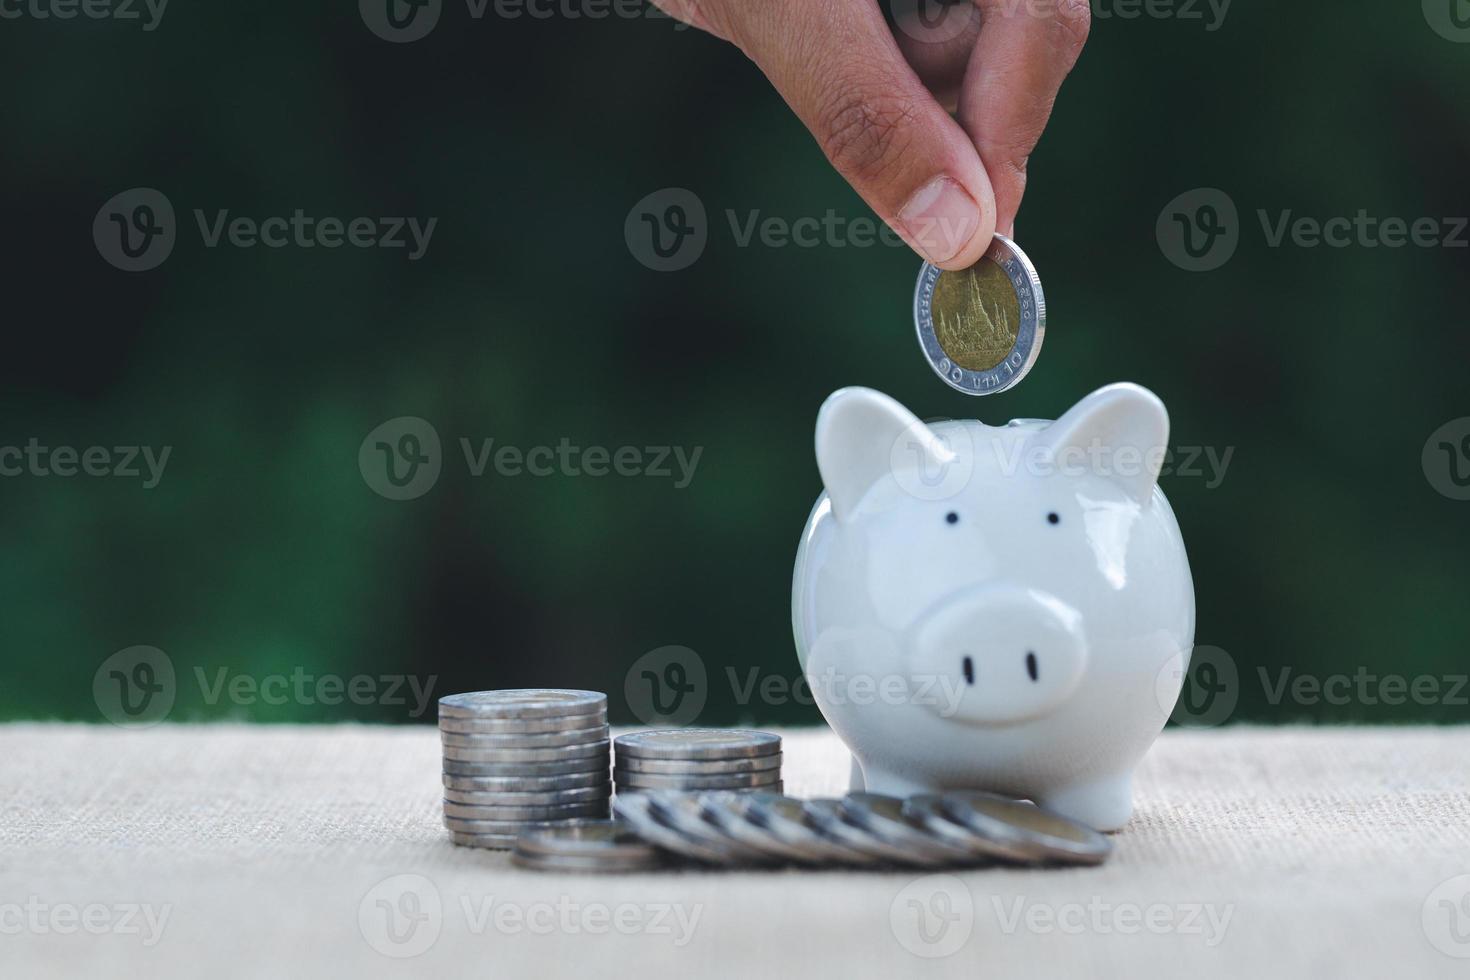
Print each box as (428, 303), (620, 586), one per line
(815, 387), (950, 522)
(1035, 383), (1170, 503)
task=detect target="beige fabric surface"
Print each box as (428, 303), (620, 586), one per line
(3, 723), (1469, 978)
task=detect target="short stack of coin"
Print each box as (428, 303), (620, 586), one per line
(613, 730), (782, 794)
(440, 690), (611, 849)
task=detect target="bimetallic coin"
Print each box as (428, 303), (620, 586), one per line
(612, 792), (747, 866)
(450, 831), (519, 850)
(440, 726), (608, 749)
(439, 711), (607, 735)
(935, 791), (1112, 865)
(615, 730), (781, 761)
(914, 234), (1045, 395)
(743, 795), (880, 866)
(443, 757), (609, 778)
(838, 793), (982, 865)
(512, 820), (663, 872)
(443, 785), (611, 807)
(698, 794), (814, 865)
(902, 796), (1018, 863)
(442, 740), (609, 764)
(438, 689), (606, 720)
(443, 770), (609, 793)
(614, 753), (783, 776)
(614, 769), (782, 791)
(443, 799), (609, 821)
(803, 799), (949, 868)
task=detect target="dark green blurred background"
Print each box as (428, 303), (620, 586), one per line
(1, 1), (1466, 725)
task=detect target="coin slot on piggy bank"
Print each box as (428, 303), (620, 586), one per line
(791, 384), (1196, 830)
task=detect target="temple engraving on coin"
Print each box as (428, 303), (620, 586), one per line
(931, 261), (1021, 372)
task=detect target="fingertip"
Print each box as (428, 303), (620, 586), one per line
(897, 175), (996, 270)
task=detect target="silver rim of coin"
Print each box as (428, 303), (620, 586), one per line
(444, 757), (610, 777)
(913, 234), (1045, 396)
(512, 820), (663, 872)
(935, 791), (1112, 865)
(615, 729), (781, 761)
(444, 785), (611, 807)
(440, 726), (608, 748)
(801, 798), (952, 868)
(443, 740), (609, 764)
(450, 831), (519, 849)
(443, 799), (610, 822)
(614, 769), (782, 790)
(698, 793), (823, 865)
(647, 792), (784, 867)
(439, 711), (607, 735)
(614, 753), (783, 775)
(443, 770), (610, 793)
(438, 689), (607, 720)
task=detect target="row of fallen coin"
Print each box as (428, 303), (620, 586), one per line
(440, 689), (786, 849)
(508, 790), (1112, 872)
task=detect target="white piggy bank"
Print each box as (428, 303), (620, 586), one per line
(792, 383), (1195, 830)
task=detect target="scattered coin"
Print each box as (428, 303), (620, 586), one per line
(802, 798), (950, 868)
(743, 794), (881, 867)
(914, 234), (1045, 395)
(615, 730), (780, 761)
(837, 793), (983, 866)
(698, 793), (817, 865)
(934, 791), (1113, 866)
(648, 792), (783, 867)
(612, 792), (746, 866)
(439, 689), (606, 721)
(511, 820), (663, 873)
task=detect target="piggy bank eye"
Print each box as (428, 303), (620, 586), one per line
(1046, 512), (1060, 525)
(945, 511), (959, 525)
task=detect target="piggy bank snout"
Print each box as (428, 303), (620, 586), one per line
(910, 587), (1089, 726)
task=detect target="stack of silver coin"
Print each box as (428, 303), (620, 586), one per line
(603, 790), (1113, 870)
(439, 690), (611, 850)
(613, 730), (782, 794)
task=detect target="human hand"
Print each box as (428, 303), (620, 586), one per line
(654, 0), (1090, 269)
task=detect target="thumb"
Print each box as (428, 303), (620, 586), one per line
(727, 1), (996, 270)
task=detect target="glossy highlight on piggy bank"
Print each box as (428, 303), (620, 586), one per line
(791, 384), (1195, 830)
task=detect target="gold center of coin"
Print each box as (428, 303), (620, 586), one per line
(931, 260), (1020, 371)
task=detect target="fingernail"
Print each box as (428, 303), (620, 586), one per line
(898, 176), (981, 265)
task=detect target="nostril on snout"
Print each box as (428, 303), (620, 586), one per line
(962, 655), (974, 686)
(1026, 651), (1039, 682)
